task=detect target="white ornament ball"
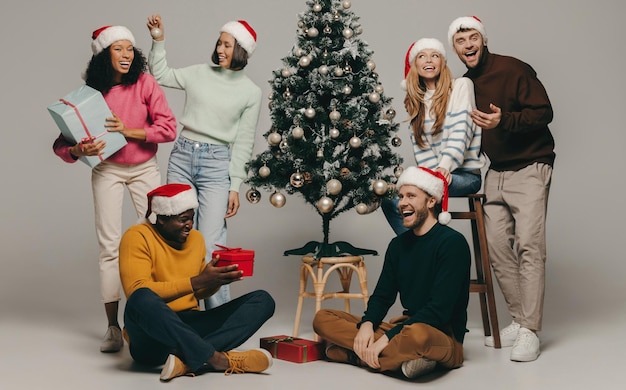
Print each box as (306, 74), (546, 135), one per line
(342, 0), (352, 9)
(292, 126), (304, 139)
(281, 68), (292, 78)
(150, 28), (163, 39)
(334, 67), (344, 77)
(313, 2), (322, 12)
(259, 165), (271, 178)
(374, 84), (384, 93)
(366, 60), (376, 71)
(268, 132), (282, 146)
(319, 65), (329, 75)
(307, 27), (319, 38)
(329, 110), (341, 122)
(349, 136), (362, 148)
(342, 85), (352, 95)
(368, 92), (381, 103)
(317, 196), (334, 213)
(329, 127), (340, 139)
(342, 28), (354, 39)
(326, 179), (343, 195)
(305, 107), (316, 119)
(372, 179), (389, 195)
(270, 191), (286, 208)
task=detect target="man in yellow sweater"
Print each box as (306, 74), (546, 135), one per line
(119, 183), (275, 382)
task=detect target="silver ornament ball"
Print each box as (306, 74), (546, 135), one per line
(279, 140), (289, 152)
(318, 65), (329, 75)
(342, 85), (352, 95)
(329, 110), (341, 122)
(394, 165), (404, 178)
(368, 92), (381, 103)
(334, 67), (344, 77)
(329, 127), (340, 139)
(342, 28), (354, 39)
(385, 108), (397, 120)
(374, 84), (384, 93)
(298, 56), (311, 67)
(290, 172), (305, 188)
(342, 0), (352, 9)
(150, 28), (163, 39)
(366, 60), (376, 71)
(304, 107), (316, 119)
(307, 27), (319, 38)
(349, 136), (362, 148)
(313, 2), (322, 12)
(391, 136), (402, 147)
(281, 68), (292, 78)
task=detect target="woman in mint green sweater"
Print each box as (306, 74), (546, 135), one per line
(146, 15), (262, 308)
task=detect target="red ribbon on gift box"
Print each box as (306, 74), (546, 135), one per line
(215, 244), (243, 252)
(60, 98), (106, 161)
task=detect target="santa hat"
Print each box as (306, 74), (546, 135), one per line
(396, 166), (451, 225)
(91, 25), (136, 56)
(220, 20), (257, 56)
(448, 16), (487, 47)
(145, 183), (199, 218)
(401, 38), (446, 90)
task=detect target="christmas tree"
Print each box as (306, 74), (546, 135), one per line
(246, 0), (403, 258)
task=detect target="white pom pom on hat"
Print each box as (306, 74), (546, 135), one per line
(401, 38), (446, 90)
(145, 183), (199, 219)
(447, 15), (487, 47)
(220, 20), (257, 56)
(396, 166), (451, 225)
(91, 25), (136, 56)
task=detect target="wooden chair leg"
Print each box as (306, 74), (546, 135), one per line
(292, 264), (308, 337)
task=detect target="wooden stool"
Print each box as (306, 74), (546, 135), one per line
(450, 194), (501, 348)
(293, 255), (368, 340)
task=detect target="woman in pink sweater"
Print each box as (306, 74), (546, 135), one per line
(52, 25), (177, 353)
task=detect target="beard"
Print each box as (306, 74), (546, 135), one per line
(402, 203), (430, 231)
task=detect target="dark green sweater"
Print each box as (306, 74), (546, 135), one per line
(360, 223), (470, 343)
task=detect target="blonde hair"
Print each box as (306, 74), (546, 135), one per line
(404, 61), (453, 148)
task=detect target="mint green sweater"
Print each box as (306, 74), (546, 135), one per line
(149, 40), (262, 191)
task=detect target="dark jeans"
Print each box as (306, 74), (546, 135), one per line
(124, 288), (275, 371)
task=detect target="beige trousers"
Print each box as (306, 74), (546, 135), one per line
(483, 162), (552, 331)
(91, 157), (161, 303)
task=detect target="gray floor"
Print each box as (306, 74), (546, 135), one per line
(2, 289), (623, 390)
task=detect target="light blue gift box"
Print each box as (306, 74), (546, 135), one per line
(48, 85), (127, 168)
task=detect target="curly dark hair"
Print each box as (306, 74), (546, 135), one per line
(84, 46), (147, 93)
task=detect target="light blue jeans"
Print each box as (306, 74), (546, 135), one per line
(382, 170), (482, 235)
(167, 136), (231, 308)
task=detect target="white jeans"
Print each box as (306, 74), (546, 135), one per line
(92, 157), (161, 303)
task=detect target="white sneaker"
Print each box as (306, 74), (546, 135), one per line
(401, 357), (436, 379)
(485, 321), (520, 347)
(510, 328), (540, 362)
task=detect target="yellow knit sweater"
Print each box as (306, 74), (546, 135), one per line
(119, 222), (206, 312)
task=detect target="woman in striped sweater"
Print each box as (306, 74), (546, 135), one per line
(382, 38), (485, 235)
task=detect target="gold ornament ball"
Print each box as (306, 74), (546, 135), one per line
(394, 165), (404, 178)
(391, 136), (402, 147)
(372, 179), (389, 195)
(150, 28), (163, 39)
(342, 0), (352, 9)
(292, 126), (304, 139)
(305, 107), (316, 119)
(270, 191), (286, 208)
(329, 110), (341, 122)
(298, 56), (311, 67)
(313, 2), (322, 12)
(279, 140), (289, 152)
(334, 67), (344, 77)
(281, 68), (291, 78)
(329, 127), (340, 139)
(307, 27), (319, 38)
(349, 136), (362, 148)
(342, 28), (354, 39)
(385, 108), (397, 119)
(245, 188), (261, 204)
(319, 65), (329, 75)
(268, 132), (282, 146)
(366, 60), (376, 71)
(368, 92), (381, 103)
(355, 203), (368, 215)
(323, 25), (332, 34)
(342, 85), (352, 95)
(374, 84), (384, 93)
(326, 179), (342, 195)
(295, 47), (305, 57)
(317, 196), (334, 213)
(259, 165), (271, 178)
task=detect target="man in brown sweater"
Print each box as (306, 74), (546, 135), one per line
(448, 16), (555, 362)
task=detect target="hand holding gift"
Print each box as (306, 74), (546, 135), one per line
(192, 255), (243, 299)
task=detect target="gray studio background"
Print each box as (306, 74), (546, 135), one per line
(0, 0), (623, 362)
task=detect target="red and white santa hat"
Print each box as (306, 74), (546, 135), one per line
(448, 16), (487, 47)
(91, 25), (136, 56)
(220, 20), (257, 56)
(145, 183), (199, 218)
(396, 166), (451, 225)
(401, 38), (446, 90)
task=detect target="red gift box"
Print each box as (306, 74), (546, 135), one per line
(259, 335), (324, 363)
(213, 244), (254, 277)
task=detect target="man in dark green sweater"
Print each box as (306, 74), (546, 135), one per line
(313, 166), (470, 380)
(448, 16), (555, 362)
